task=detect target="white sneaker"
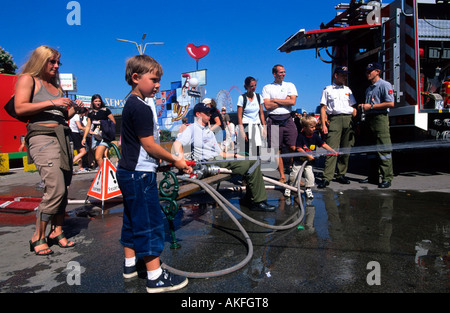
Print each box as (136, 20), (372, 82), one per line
(284, 188), (291, 197)
(305, 188), (314, 199)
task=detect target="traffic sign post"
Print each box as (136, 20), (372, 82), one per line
(86, 158), (122, 213)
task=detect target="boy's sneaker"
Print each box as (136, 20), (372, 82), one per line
(284, 188), (291, 197)
(305, 188), (314, 199)
(123, 263), (138, 279)
(146, 269), (188, 293)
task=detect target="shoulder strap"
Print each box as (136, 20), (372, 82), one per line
(256, 93), (261, 105)
(241, 94), (247, 110)
(242, 93), (261, 110)
(30, 76), (36, 103)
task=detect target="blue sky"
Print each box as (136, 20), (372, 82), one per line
(2, 0), (369, 113)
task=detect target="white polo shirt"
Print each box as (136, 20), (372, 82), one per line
(262, 81), (298, 115)
(320, 83), (356, 115)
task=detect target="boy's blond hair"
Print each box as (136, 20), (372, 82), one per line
(301, 115), (317, 128)
(125, 55), (163, 86)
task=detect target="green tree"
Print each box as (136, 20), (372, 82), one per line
(0, 47), (18, 74)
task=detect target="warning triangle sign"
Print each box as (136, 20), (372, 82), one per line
(87, 158), (122, 201)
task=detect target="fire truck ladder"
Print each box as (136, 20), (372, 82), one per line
(379, 7), (403, 103)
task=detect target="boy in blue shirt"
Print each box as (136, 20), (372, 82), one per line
(287, 115), (337, 199)
(117, 55), (192, 293)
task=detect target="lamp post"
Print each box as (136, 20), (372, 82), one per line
(116, 33), (164, 55)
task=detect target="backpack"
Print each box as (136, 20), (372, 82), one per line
(99, 119), (116, 142)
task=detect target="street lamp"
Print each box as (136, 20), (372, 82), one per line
(116, 33), (164, 55)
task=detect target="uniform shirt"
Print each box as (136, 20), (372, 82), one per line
(365, 78), (394, 114)
(118, 94), (159, 172)
(320, 83), (356, 115)
(176, 120), (222, 162)
(262, 81), (298, 115)
(236, 94), (264, 124)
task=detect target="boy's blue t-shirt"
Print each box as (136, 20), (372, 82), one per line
(295, 131), (325, 162)
(118, 94), (159, 172)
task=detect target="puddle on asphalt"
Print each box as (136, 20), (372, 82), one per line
(162, 188), (449, 291)
(61, 186), (449, 292)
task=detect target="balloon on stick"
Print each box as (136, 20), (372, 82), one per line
(186, 44), (209, 70)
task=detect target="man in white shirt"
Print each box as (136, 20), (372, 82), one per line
(262, 64), (298, 183)
(318, 66), (357, 188)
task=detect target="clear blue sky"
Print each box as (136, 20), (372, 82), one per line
(1, 0), (375, 114)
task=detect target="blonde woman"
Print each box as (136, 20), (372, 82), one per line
(15, 45), (82, 255)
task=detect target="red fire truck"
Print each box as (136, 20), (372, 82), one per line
(0, 74), (26, 154)
(278, 0), (450, 141)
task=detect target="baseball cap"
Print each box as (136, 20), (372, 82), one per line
(334, 66), (350, 74)
(202, 98), (212, 104)
(366, 62), (382, 71)
(193, 103), (213, 115)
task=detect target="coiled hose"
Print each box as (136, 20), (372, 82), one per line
(161, 161), (307, 278)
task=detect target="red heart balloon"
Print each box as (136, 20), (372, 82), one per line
(186, 44), (210, 60)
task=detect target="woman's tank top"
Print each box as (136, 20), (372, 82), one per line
(28, 77), (65, 124)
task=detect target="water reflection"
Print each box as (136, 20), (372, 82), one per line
(318, 190), (393, 253)
(164, 188), (449, 292)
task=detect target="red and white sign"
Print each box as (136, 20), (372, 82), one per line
(87, 158), (122, 201)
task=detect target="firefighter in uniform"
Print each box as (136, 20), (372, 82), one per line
(318, 66), (357, 188)
(359, 62), (395, 188)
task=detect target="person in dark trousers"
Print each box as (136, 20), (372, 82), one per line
(318, 66), (357, 188)
(262, 65), (298, 184)
(117, 55), (192, 293)
(358, 62), (395, 188)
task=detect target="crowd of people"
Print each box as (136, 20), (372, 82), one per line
(187, 63), (394, 199)
(14, 44), (394, 293)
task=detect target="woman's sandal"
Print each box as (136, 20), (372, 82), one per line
(47, 232), (76, 248)
(29, 238), (54, 256)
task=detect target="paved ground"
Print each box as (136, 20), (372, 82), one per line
(0, 150), (448, 308)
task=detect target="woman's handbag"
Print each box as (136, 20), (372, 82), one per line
(3, 77), (35, 123)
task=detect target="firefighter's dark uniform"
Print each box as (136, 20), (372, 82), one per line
(362, 77), (394, 185)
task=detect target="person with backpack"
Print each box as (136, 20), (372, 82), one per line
(237, 76), (267, 157)
(81, 94), (116, 168)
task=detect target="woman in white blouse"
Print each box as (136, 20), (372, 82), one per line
(237, 76), (266, 157)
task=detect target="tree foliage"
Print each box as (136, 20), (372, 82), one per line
(0, 47), (18, 74)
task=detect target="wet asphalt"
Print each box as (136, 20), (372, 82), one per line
(0, 151), (449, 305)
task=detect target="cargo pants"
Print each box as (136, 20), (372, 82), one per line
(28, 134), (72, 221)
(362, 113), (394, 183)
(322, 114), (355, 181)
